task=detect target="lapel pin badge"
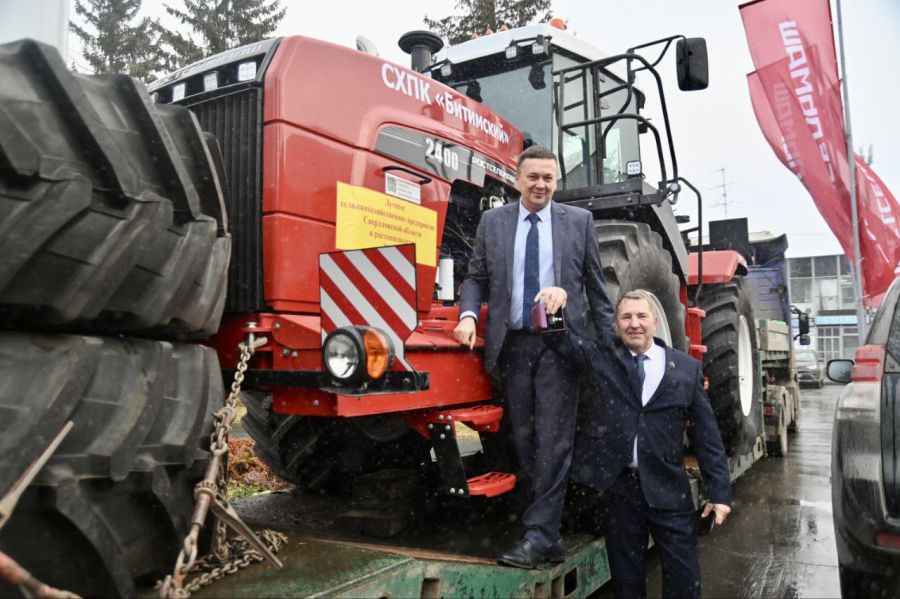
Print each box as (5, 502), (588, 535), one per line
(669, 361), (675, 369)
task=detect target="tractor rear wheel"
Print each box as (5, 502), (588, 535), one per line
(0, 39), (230, 338)
(240, 391), (431, 492)
(595, 220), (687, 350)
(0, 332), (221, 598)
(697, 278), (762, 456)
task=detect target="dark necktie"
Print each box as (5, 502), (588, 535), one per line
(634, 354), (648, 392)
(522, 213), (541, 328)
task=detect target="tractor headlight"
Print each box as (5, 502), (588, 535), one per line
(323, 331), (360, 381)
(322, 327), (394, 386)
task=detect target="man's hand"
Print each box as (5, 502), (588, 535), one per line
(453, 316), (477, 349)
(535, 287), (567, 315)
(701, 502), (731, 526)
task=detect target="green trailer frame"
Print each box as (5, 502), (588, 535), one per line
(194, 533), (611, 598)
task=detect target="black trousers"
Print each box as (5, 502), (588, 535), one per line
(495, 330), (579, 551)
(604, 470), (701, 599)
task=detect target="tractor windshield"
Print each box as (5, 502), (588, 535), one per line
(442, 51), (640, 187)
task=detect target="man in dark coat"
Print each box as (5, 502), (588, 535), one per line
(453, 145), (615, 568)
(544, 288), (732, 598)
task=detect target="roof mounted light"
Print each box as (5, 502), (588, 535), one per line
(505, 44), (518, 60)
(440, 62), (453, 78)
(531, 35), (549, 55)
(203, 72), (218, 92)
(237, 61), (256, 81)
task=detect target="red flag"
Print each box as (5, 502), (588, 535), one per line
(856, 158), (900, 306)
(740, 0), (900, 305)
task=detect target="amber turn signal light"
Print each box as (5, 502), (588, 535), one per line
(363, 328), (393, 379)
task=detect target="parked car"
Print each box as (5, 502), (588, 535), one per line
(827, 279), (900, 596)
(795, 348), (825, 388)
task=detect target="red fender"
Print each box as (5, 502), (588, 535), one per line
(687, 250), (748, 285)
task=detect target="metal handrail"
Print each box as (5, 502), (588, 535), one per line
(553, 52), (678, 196)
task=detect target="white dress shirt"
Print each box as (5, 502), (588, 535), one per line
(629, 341), (666, 468)
(508, 202), (555, 329)
(459, 202), (555, 326)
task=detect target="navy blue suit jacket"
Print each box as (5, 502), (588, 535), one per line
(545, 332), (732, 511)
(458, 201), (614, 373)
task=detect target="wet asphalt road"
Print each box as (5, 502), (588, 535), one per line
(641, 382), (843, 598)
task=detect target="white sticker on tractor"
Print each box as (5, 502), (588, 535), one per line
(385, 173), (421, 204)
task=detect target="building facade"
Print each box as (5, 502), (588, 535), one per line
(786, 253), (860, 362)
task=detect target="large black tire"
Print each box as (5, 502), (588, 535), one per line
(240, 391), (431, 491)
(766, 403), (789, 457)
(0, 39), (230, 338)
(697, 278), (762, 456)
(595, 220), (687, 351)
(0, 332), (222, 598)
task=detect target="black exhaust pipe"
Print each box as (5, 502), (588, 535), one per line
(399, 31), (443, 73)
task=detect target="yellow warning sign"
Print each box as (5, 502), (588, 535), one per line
(335, 182), (437, 266)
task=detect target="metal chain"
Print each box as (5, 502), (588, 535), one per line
(180, 530), (287, 595)
(159, 336), (285, 598)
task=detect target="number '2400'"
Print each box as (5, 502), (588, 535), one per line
(425, 138), (459, 170)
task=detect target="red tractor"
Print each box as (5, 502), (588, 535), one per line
(0, 21), (757, 597)
(148, 33), (533, 499)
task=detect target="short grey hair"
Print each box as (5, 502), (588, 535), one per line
(615, 289), (659, 317)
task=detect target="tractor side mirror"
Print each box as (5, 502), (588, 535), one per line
(798, 334), (810, 346)
(797, 311), (810, 336)
(676, 38), (708, 91)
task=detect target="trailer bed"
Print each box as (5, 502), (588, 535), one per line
(176, 445), (763, 599)
(185, 489), (612, 598)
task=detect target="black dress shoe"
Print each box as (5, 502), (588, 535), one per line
(496, 539), (546, 569)
(547, 538), (566, 563)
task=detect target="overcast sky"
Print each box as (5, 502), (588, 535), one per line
(5, 0), (897, 258)
(260, 0), (897, 259)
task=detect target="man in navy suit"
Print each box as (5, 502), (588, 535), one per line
(544, 288), (732, 598)
(453, 145), (615, 568)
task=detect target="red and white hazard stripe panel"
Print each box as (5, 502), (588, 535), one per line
(319, 244), (418, 371)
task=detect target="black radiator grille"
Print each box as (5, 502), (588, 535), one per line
(185, 88), (265, 313)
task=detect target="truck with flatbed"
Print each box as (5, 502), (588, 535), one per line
(691, 217), (809, 460)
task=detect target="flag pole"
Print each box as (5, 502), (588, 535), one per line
(835, 0), (867, 340)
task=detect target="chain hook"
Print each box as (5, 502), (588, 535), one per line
(158, 332), (284, 598)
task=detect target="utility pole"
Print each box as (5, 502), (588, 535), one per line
(836, 0), (868, 340)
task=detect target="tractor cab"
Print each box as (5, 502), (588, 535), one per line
(429, 22), (708, 208)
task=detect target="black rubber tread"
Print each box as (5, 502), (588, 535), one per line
(0, 39), (229, 338)
(698, 278), (762, 456)
(240, 391), (431, 491)
(787, 382), (800, 432)
(767, 401), (788, 457)
(595, 220), (687, 351)
(0, 332), (221, 598)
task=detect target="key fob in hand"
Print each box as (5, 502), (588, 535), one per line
(530, 300), (567, 333)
